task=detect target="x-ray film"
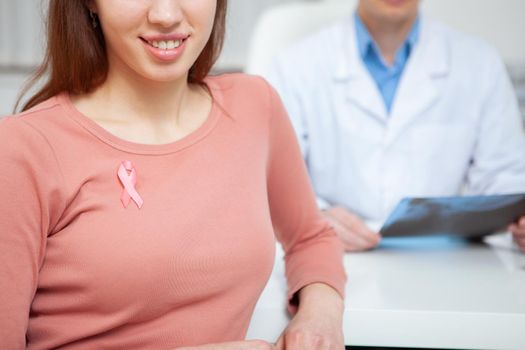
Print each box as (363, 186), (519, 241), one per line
(380, 193), (525, 237)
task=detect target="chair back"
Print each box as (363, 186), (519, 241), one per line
(245, 0), (356, 75)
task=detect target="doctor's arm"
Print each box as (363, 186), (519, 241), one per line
(464, 52), (525, 251)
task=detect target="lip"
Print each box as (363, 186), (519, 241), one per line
(140, 34), (189, 62)
(141, 33), (189, 42)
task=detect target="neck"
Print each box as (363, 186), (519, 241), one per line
(70, 61), (213, 146)
(358, 9), (417, 65)
(93, 69), (193, 126)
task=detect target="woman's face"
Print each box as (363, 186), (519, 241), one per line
(91, 0), (217, 83)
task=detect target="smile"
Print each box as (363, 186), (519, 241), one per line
(140, 36), (188, 62)
(146, 39), (182, 50)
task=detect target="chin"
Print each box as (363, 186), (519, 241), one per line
(381, 0), (415, 7)
(378, 7), (416, 23)
(140, 66), (190, 84)
(149, 74), (187, 84)
(379, 0), (417, 15)
(382, 0), (405, 5)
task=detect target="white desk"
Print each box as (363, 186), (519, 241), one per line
(246, 234), (525, 349)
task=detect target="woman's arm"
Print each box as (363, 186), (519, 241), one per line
(261, 77), (346, 348)
(0, 118), (66, 348)
(275, 283), (344, 349)
(176, 340), (274, 350)
(175, 283), (346, 350)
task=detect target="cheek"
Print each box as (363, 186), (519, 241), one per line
(180, 0), (217, 62)
(99, 19), (145, 58)
(188, 0), (217, 36)
(98, 0), (146, 16)
(97, 1), (145, 37)
(100, 22), (138, 55)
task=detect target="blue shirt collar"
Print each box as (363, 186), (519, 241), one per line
(354, 12), (420, 63)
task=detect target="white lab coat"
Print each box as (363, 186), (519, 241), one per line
(265, 16), (525, 224)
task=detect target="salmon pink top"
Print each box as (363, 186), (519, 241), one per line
(0, 74), (345, 349)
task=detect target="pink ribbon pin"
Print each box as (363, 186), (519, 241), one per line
(117, 160), (144, 209)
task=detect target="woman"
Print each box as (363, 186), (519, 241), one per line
(0, 1), (346, 349)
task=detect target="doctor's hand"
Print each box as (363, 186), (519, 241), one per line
(322, 207), (381, 252)
(509, 216), (525, 252)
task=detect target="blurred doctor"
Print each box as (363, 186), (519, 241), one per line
(266, 0), (525, 251)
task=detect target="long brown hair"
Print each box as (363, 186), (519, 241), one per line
(16, 0), (227, 112)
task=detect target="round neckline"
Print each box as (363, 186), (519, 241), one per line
(58, 77), (223, 155)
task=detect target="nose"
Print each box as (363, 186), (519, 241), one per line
(148, 0), (183, 28)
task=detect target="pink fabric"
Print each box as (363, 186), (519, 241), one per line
(0, 74), (346, 349)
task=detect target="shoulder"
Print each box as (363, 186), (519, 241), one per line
(424, 17), (502, 64)
(206, 73), (279, 106)
(205, 73), (284, 123)
(206, 73), (273, 95)
(266, 18), (348, 92)
(0, 100), (68, 221)
(2, 95), (66, 133)
(0, 96), (66, 157)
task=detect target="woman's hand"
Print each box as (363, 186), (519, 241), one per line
(176, 340), (275, 350)
(275, 283), (344, 350)
(509, 216), (525, 252)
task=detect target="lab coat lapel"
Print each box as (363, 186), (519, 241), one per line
(389, 18), (450, 135)
(333, 17), (387, 123)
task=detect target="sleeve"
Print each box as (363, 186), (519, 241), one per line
(0, 118), (66, 349)
(265, 57), (333, 210)
(263, 80), (346, 312)
(465, 50), (525, 194)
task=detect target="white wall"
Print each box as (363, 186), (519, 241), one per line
(421, 0), (525, 67)
(1, 0), (525, 115)
(0, 0), (44, 68)
(0, 0), (44, 115)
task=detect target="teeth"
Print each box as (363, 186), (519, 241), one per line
(150, 40), (181, 50)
